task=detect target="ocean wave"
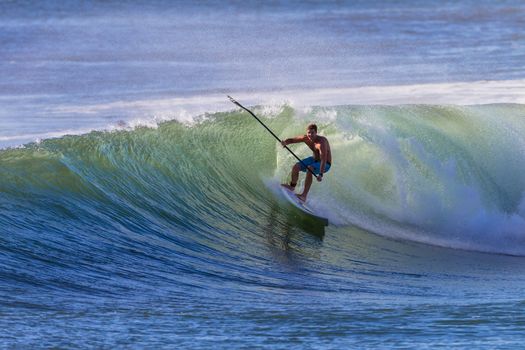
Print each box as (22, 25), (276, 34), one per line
(2, 103), (525, 262)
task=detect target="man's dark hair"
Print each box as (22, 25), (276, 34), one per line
(307, 123), (317, 132)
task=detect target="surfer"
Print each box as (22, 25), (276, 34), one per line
(281, 123), (332, 202)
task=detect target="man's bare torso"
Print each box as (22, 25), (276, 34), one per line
(304, 135), (331, 163)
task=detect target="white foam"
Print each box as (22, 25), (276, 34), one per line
(49, 79), (525, 118)
(262, 79), (525, 106)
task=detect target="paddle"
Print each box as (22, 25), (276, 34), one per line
(227, 96), (318, 178)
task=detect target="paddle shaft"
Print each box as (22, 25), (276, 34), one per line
(227, 96), (318, 178)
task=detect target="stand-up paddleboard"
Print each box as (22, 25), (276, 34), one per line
(278, 184), (329, 223)
(263, 179), (328, 221)
(280, 186), (315, 214)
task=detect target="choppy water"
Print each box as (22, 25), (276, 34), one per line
(1, 0), (525, 348)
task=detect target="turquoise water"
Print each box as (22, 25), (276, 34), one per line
(2, 0), (525, 348)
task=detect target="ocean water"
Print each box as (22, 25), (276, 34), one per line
(1, 1), (525, 348)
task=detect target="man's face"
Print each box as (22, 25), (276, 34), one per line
(306, 128), (317, 141)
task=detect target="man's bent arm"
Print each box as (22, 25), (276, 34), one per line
(282, 135), (306, 145)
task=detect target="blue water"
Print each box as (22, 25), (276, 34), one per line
(1, 1), (525, 348)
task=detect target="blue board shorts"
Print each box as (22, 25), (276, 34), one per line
(299, 156), (331, 175)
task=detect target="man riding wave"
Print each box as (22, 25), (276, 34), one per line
(281, 123), (332, 202)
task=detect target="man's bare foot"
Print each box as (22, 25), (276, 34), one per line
(296, 194), (307, 202)
(281, 184), (295, 191)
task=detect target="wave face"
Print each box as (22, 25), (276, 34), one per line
(3, 103), (525, 348)
(2, 104), (525, 269)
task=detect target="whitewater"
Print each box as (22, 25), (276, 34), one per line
(1, 1), (525, 349)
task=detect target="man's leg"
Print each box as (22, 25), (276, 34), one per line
(282, 163), (301, 191)
(298, 166), (313, 201)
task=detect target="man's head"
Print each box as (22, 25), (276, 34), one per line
(306, 123), (318, 141)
